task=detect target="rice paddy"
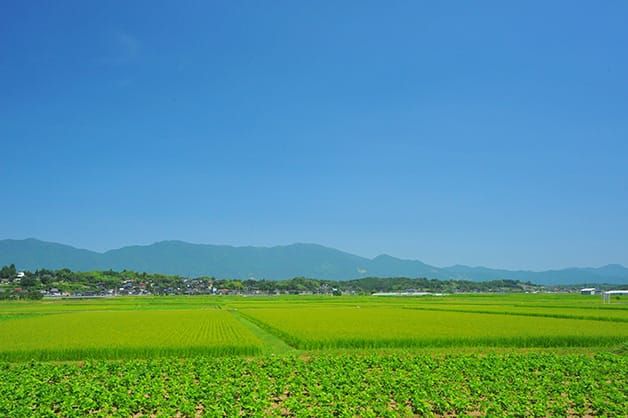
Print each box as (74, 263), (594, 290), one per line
(1, 294), (627, 416)
(0, 308), (261, 361)
(241, 306), (628, 349)
(0, 293), (626, 359)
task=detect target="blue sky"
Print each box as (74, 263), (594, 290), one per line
(1, 1), (627, 270)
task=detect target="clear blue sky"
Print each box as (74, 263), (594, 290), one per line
(1, 1), (627, 270)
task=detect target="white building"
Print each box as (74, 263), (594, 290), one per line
(602, 290), (628, 304)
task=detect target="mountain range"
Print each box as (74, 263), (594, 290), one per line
(0, 238), (626, 285)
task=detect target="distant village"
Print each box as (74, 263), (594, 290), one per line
(0, 264), (625, 300)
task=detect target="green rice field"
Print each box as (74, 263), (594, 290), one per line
(1, 294), (626, 416)
(0, 294), (626, 359)
(241, 306), (628, 349)
(0, 308), (261, 360)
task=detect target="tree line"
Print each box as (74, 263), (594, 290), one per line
(0, 265), (543, 299)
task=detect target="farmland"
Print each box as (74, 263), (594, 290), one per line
(0, 308), (261, 361)
(1, 353), (626, 416)
(0, 294), (627, 416)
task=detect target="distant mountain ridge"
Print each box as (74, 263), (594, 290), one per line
(0, 238), (626, 285)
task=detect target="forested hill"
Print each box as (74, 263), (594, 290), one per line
(0, 239), (627, 285)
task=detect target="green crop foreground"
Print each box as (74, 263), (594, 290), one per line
(0, 353), (626, 417)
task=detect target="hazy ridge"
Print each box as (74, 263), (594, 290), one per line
(0, 238), (626, 285)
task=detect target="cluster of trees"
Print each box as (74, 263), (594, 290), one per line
(212, 277), (338, 293)
(212, 277), (536, 294)
(0, 265), (542, 298)
(0, 264), (17, 279)
(340, 277), (536, 293)
(0, 267), (190, 299)
(0, 264), (42, 300)
(0, 290), (42, 300)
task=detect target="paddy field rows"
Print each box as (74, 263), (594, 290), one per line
(0, 308), (261, 361)
(1, 294), (627, 416)
(240, 306), (628, 349)
(0, 294), (626, 360)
